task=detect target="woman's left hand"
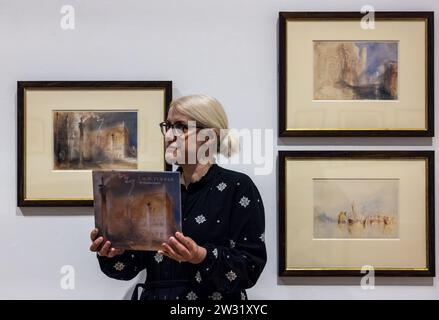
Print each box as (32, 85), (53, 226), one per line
(159, 231), (207, 264)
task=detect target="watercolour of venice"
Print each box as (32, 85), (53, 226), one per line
(314, 41), (398, 100)
(313, 179), (399, 239)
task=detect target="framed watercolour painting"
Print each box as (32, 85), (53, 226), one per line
(279, 12), (434, 136)
(278, 150), (435, 276)
(17, 81), (172, 207)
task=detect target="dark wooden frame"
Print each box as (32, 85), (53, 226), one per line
(278, 11), (435, 137)
(17, 81), (172, 207)
(278, 150), (435, 277)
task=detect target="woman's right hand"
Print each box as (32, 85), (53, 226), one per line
(89, 228), (125, 258)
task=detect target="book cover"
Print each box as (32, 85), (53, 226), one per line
(92, 170), (182, 251)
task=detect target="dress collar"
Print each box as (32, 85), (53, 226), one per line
(176, 162), (220, 190)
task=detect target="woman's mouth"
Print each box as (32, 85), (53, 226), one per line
(166, 144), (177, 151)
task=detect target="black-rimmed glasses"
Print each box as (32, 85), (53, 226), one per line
(159, 121), (205, 136)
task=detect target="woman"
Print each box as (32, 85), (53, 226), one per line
(90, 94), (267, 300)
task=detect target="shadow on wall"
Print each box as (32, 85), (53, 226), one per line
(278, 277), (434, 286)
(122, 271), (147, 300)
(17, 207), (93, 216)
(277, 137), (433, 147)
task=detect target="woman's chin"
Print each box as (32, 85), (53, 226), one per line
(165, 150), (180, 165)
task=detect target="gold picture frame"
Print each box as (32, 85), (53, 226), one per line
(17, 81), (172, 207)
(279, 12), (434, 137)
(278, 150), (435, 276)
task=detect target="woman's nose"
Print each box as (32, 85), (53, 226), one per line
(164, 128), (176, 142)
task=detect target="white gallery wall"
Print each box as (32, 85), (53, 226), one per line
(0, 0), (438, 299)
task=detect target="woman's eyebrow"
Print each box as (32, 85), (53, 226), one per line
(172, 120), (190, 125)
(166, 120), (183, 125)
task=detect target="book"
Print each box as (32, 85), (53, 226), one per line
(92, 170), (182, 251)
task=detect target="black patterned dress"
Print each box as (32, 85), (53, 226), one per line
(96, 162), (267, 301)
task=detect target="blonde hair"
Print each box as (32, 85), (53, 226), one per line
(169, 94), (238, 158)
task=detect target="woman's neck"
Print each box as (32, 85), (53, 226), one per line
(180, 161), (214, 188)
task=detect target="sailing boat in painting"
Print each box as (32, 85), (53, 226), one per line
(314, 179), (398, 239)
(337, 202), (396, 226)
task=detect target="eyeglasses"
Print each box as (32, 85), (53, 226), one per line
(159, 121), (205, 136)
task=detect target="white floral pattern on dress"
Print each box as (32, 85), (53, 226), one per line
(186, 291), (198, 300)
(226, 270), (237, 282)
(210, 292), (223, 300)
(195, 271), (202, 283)
(229, 239), (236, 248)
(154, 252), (163, 263)
(113, 261), (125, 271)
(195, 214), (206, 224)
(216, 182), (227, 192)
(212, 248), (218, 258)
(259, 232), (265, 243)
(239, 196), (250, 208)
